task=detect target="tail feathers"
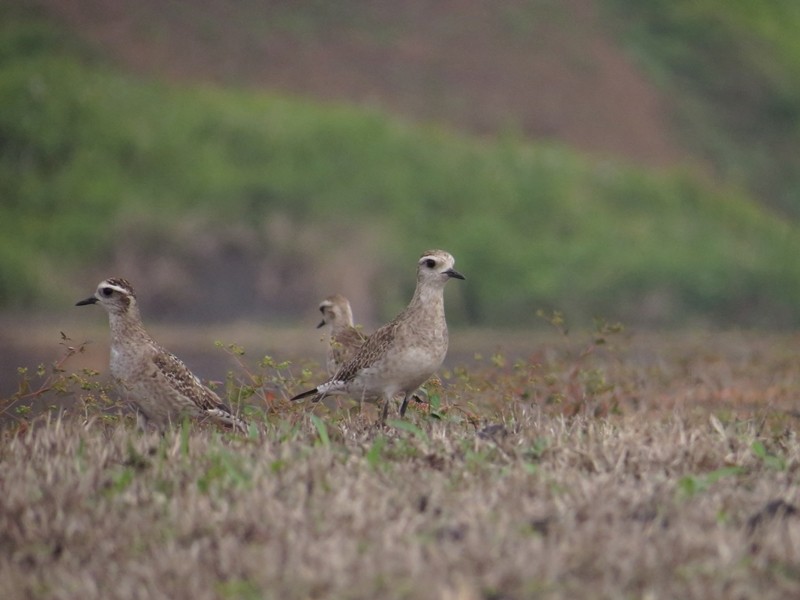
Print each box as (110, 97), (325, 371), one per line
(292, 380), (345, 402)
(206, 408), (248, 433)
(290, 387), (321, 402)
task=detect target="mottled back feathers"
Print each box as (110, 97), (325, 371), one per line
(292, 250), (464, 419)
(77, 277), (247, 433)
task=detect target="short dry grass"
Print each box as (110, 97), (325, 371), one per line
(3, 327), (800, 599)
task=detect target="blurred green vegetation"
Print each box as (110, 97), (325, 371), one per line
(611, 0), (800, 217)
(3, 4), (800, 326)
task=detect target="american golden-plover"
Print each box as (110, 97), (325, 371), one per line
(76, 277), (247, 433)
(292, 250), (465, 420)
(317, 294), (367, 377)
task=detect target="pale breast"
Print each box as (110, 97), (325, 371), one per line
(390, 344), (445, 388)
(109, 343), (145, 381)
(351, 342), (443, 398)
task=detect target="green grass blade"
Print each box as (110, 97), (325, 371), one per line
(310, 414), (330, 447)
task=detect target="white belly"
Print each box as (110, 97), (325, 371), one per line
(353, 345), (443, 398)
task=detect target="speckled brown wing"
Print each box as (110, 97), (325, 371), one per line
(152, 351), (231, 414)
(333, 321), (400, 383)
(331, 326), (368, 371)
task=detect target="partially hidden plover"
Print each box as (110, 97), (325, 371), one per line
(317, 294), (368, 377)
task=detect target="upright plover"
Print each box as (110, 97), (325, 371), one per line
(76, 278), (247, 433)
(317, 294), (367, 377)
(292, 250), (465, 420)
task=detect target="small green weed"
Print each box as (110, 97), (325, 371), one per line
(677, 466), (745, 500)
(310, 414), (330, 447)
(751, 440), (787, 471)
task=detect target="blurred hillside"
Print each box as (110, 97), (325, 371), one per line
(35, 0), (683, 168)
(3, 1), (800, 328)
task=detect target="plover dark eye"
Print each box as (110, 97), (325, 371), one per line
(424, 259), (436, 269)
(101, 287), (113, 297)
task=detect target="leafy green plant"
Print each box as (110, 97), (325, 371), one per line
(751, 440), (787, 471)
(216, 578), (262, 600)
(310, 414), (331, 447)
(677, 466), (744, 499)
(197, 448), (252, 494)
(1, 333), (119, 429)
(387, 419), (430, 444)
(103, 466), (136, 498)
(365, 435), (388, 470)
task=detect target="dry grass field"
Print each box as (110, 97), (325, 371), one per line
(3, 324), (800, 599)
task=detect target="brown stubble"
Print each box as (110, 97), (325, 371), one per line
(2, 389), (800, 599)
(4, 329), (800, 598)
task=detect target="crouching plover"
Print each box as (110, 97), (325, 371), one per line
(76, 278), (247, 433)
